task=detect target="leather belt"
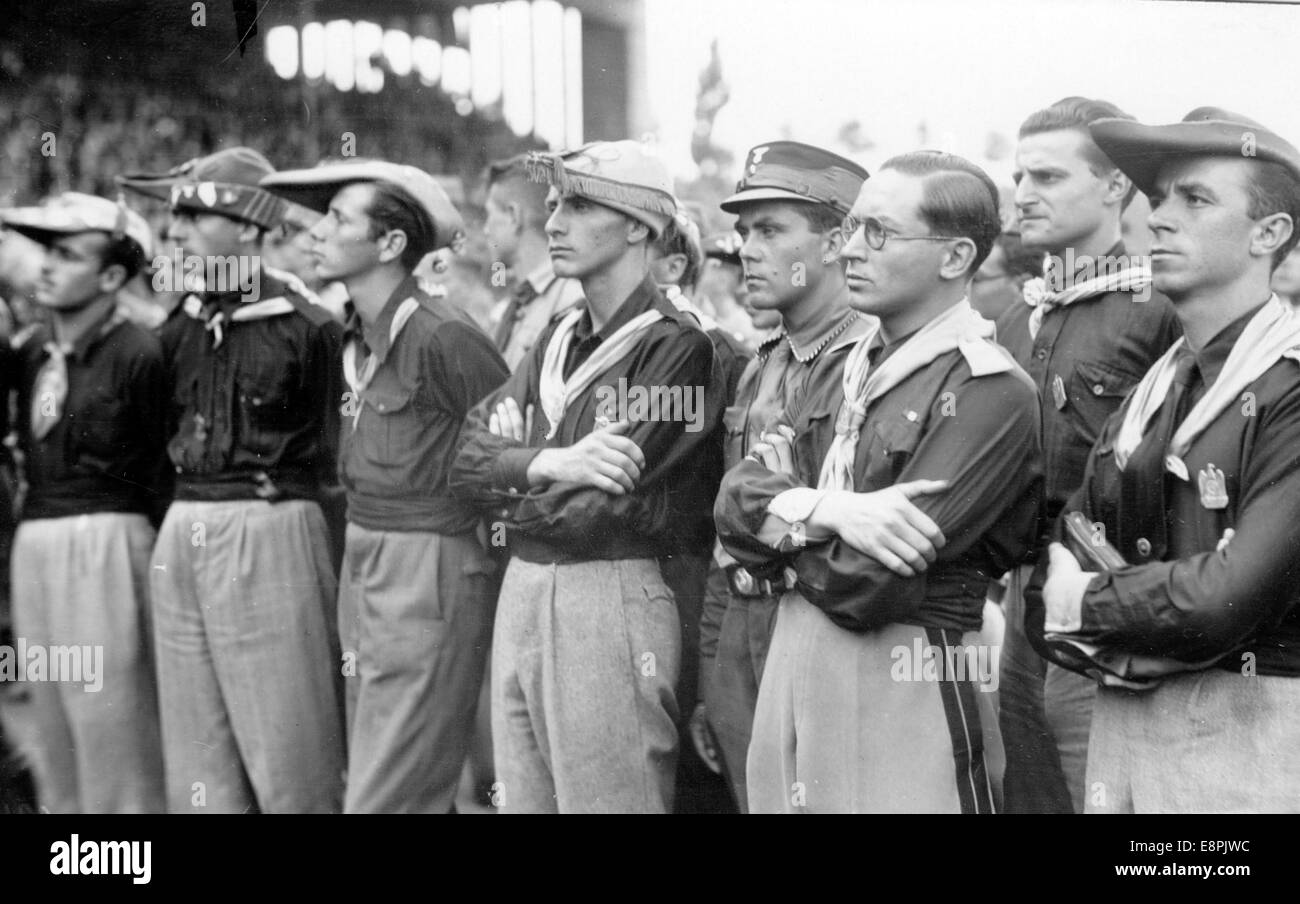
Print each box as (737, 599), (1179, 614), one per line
(725, 563), (795, 598)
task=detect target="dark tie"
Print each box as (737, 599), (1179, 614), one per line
(494, 280), (539, 352)
(1119, 349), (1199, 561)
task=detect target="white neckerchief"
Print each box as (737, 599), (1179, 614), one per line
(182, 293), (297, 348)
(817, 298), (1002, 491)
(1022, 257), (1151, 339)
(1114, 294), (1300, 477)
(538, 304), (667, 439)
(342, 297), (421, 430)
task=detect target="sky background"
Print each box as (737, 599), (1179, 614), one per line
(642, 0), (1300, 188)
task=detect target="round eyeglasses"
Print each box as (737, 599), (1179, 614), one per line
(841, 214), (963, 251)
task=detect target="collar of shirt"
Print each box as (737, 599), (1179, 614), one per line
(1047, 240), (1128, 289)
(867, 325), (921, 369)
(1190, 301), (1266, 388)
(350, 273), (421, 366)
(570, 272), (666, 350)
(58, 302), (124, 364)
(760, 301), (859, 363)
(523, 259), (561, 297)
(200, 267), (286, 313)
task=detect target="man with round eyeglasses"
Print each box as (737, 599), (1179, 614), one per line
(715, 150), (1043, 812)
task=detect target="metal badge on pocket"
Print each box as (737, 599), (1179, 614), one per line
(1198, 463), (1229, 510)
(1051, 374), (1067, 410)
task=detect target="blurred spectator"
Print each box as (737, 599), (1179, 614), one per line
(971, 229), (1042, 321)
(697, 230), (767, 346)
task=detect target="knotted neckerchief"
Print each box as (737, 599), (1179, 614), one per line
(30, 309), (127, 440)
(182, 292), (296, 349)
(1022, 254), (1151, 339)
(1114, 294), (1300, 478)
(538, 305), (667, 440)
(341, 297), (422, 430)
(816, 298), (998, 491)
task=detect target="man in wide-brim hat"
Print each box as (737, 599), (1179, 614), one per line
(1032, 108), (1300, 812)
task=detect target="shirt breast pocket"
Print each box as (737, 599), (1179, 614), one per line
(238, 369), (296, 459)
(862, 414), (924, 489)
(69, 390), (126, 469)
(357, 384), (421, 470)
(1069, 359), (1135, 447)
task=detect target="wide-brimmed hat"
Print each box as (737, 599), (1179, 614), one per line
(118, 146), (286, 230)
(260, 160), (466, 250)
(1090, 107), (1300, 196)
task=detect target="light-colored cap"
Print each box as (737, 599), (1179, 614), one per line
(1, 192), (153, 259)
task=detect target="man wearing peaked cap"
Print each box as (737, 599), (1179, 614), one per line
(699, 140), (871, 810)
(993, 97), (1182, 815)
(262, 159), (511, 814)
(1029, 108), (1300, 812)
(451, 139), (724, 813)
(122, 148), (348, 814)
(0, 192), (167, 812)
(717, 149), (1043, 813)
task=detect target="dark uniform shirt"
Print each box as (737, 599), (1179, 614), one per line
(160, 270), (343, 502)
(8, 310), (167, 521)
(450, 274), (719, 564)
(1034, 303), (1300, 676)
(340, 276), (509, 534)
(996, 243), (1181, 523)
(699, 302), (869, 664)
(716, 325), (1043, 634)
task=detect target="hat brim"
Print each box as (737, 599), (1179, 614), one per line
(1, 210), (101, 248)
(116, 175), (180, 203)
(1, 222), (61, 248)
(261, 165), (466, 249)
(719, 187), (831, 214)
(1090, 118), (1300, 196)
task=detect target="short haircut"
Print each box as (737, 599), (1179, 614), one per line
(791, 200), (845, 234)
(485, 154), (550, 232)
(362, 181), (437, 270)
(1243, 159), (1300, 269)
(880, 150), (1002, 275)
(1019, 96), (1139, 208)
(652, 216), (702, 291)
(98, 232), (147, 281)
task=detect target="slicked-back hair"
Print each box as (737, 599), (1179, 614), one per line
(362, 181), (438, 271)
(1020, 96), (1139, 208)
(485, 154), (551, 233)
(1243, 159), (1300, 269)
(880, 150), (1002, 275)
